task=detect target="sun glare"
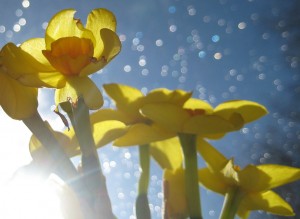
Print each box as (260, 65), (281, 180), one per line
(0, 172), (65, 219)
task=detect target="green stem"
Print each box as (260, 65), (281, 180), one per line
(71, 97), (114, 218)
(136, 144), (151, 219)
(219, 187), (244, 219)
(178, 133), (202, 219)
(23, 111), (78, 180)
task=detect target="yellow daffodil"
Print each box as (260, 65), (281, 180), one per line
(91, 83), (192, 146)
(197, 139), (300, 218)
(141, 98), (268, 138)
(0, 46), (38, 120)
(141, 97), (267, 218)
(1, 9), (121, 109)
(163, 167), (188, 219)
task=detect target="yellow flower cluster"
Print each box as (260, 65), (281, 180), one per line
(0, 7), (299, 219)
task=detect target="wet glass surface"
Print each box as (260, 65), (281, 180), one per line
(0, 1), (299, 218)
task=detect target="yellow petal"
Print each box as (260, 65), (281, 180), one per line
(214, 100), (268, 123)
(103, 83), (143, 105)
(0, 72), (37, 120)
(150, 137), (183, 170)
(45, 9), (95, 49)
(1, 43), (64, 88)
(197, 138), (228, 172)
(198, 168), (228, 194)
(92, 120), (127, 147)
(90, 108), (133, 124)
(220, 159), (239, 185)
(28, 71), (66, 88)
(238, 165), (271, 192)
(85, 8), (117, 58)
(183, 115), (238, 135)
(80, 28), (121, 77)
(103, 83), (144, 120)
(141, 103), (190, 133)
(163, 168), (188, 218)
(238, 191), (294, 217)
(114, 123), (174, 146)
(55, 77), (103, 110)
(239, 164), (300, 192)
(142, 88), (192, 106)
(183, 98), (214, 113)
(20, 38), (53, 69)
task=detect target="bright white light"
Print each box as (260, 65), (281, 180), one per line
(0, 173), (65, 219)
(22, 0), (30, 8)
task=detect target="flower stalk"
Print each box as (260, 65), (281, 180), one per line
(219, 188), (244, 219)
(178, 133), (202, 219)
(136, 144), (151, 219)
(69, 97), (114, 218)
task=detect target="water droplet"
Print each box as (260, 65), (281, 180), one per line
(214, 52), (222, 60)
(135, 32), (143, 38)
(0, 26), (6, 33)
(187, 5), (196, 16)
(139, 59), (146, 67)
(198, 51), (206, 58)
(124, 65), (132, 72)
(15, 9), (23, 17)
(168, 6), (176, 14)
(13, 24), (21, 32)
(218, 19), (226, 26)
(132, 37), (140, 46)
(141, 69), (149, 76)
(155, 39), (163, 47)
(22, 0), (30, 8)
(211, 34), (220, 42)
(137, 44), (144, 52)
(18, 18), (26, 26)
(42, 22), (48, 30)
(238, 22), (247, 29)
(119, 34), (126, 42)
(169, 25), (177, 32)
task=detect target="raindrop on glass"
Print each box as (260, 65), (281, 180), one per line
(169, 25), (177, 32)
(198, 51), (206, 58)
(22, 0), (30, 8)
(187, 5), (196, 16)
(168, 6), (176, 14)
(211, 34), (220, 42)
(15, 9), (23, 17)
(155, 39), (163, 47)
(238, 22), (247, 30)
(124, 65), (132, 73)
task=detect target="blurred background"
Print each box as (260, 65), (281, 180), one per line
(0, 0), (299, 218)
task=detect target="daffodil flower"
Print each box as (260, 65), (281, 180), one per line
(0, 45), (38, 120)
(1, 9), (121, 109)
(141, 98), (268, 138)
(91, 83), (192, 146)
(141, 98), (267, 219)
(198, 139), (300, 218)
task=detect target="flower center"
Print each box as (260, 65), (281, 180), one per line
(185, 108), (206, 116)
(43, 37), (96, 76)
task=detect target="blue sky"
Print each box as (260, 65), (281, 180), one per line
(0, 0), (299, 218)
